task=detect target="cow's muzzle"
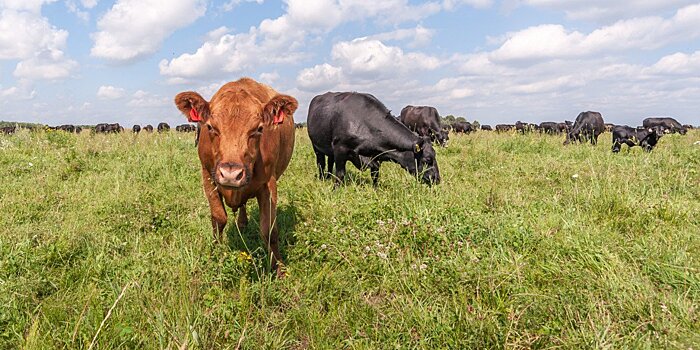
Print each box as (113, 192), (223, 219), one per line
(216, 162), (250, 188)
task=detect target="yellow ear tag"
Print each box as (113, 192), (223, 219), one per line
(414, 144), (421, 153)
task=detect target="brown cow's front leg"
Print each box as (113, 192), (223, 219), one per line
(202, 167), (227, 243)
(257, 179), (284, 278)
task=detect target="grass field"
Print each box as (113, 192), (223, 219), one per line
(1, 128), (699, 349)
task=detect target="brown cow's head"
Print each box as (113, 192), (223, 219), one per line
(174, 90), (298, 189)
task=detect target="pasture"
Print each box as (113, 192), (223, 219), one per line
(1, 128), (699, 349)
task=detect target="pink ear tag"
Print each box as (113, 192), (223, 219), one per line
(189, 107), (202, 122)
(273, 110), (285, 125)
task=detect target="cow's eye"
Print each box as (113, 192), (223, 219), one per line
(257, 126), (264, 133)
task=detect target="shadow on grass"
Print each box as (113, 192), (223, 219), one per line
(225, 204), (298, 273)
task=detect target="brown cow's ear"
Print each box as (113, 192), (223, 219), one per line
(174, 91), (210, 123)
(262, 94), (298, 126)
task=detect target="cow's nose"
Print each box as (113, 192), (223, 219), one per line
(218, 164), (247, 187)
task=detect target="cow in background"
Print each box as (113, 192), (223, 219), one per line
(399, 105), (449, 146)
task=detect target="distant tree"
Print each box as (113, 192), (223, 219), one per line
(472, 120), (480, 129)
(455, 117), (467, 123)
(442, 115), (456, 125)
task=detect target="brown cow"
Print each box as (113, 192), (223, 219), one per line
(174, 78), (297, 278)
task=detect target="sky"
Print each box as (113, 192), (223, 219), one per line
(1, 0), (700, 127)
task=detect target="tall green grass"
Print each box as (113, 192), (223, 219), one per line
(1, 129), (698, 349)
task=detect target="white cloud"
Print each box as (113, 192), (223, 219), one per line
(221, 0), (263, 12)
(0, 10), (67, 60)
(522, 0), (698, 22)
(367, 25), (435, 47)
(91, 0), (206, 63)
(488, 4), (700, 63)
(127, 90), (168, 108)
(259, 71), (280, 84)
(160, 0), (447, 82)
(297, 63), (343, 91)
(332, 38), (440, 77)
(0, 0), (56, 13)
(66, 0), (90, 21)
(81, 0), (98, 8)
(296, 38), (442, 92)
(0, 3), (77, 80)
(443, 0), (493, 10)
(14, 52), (78, 80)
(97, 85), (126, 99)
(646, 51), (700, 75)
(0, 80), (37, 99)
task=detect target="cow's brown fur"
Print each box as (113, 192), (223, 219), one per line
(174, 78), (297, 277)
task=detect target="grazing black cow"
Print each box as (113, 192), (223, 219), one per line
(682, 124), (694, 130)
(495, 124), (514, 132)
(175, 124), (196, 132)
(604, 123), (615, 132)
(50, 124), (79, 133)
(307, 92), (440, 187)
(515, 121), (538, 133)
(157, 122), (170, 132)
(132, 125), (141, 133)
(399, 106), (449, 146)
(95, 123), (123, 133)
(564, 111), (605, 145)
(612, 125), (664, 153)
(452, 121), (475, 134)
(1, 126), (16, 135)
(143, 125), (154, 133)
(643, 117), (687, 135)
(480, 124), (492, 131)
(539, 122), (560, 134)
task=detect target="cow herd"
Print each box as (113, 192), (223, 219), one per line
(0, 122), (199, 135)
(1, 78), (696, 278)
(401, 108), (692, 154)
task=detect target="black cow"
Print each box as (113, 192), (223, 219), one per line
(539, 122), (563, 134)
(643, 117), (687, 135)
(175, 124), (196, 132)
(495, 124), (514, 132)
(604, 123), (615, 132)
(480, 124), (492, 131)
(452, 121), (475, 134)
(143, 125), (154, 133)
(1, 126), (16, 135)
(515, 121), (538, 133)
(51, 124), (79, 133)
(307, 92), (440, 187)
(612, 125), (664, 153)
(95, 123), (123, 133)
(132, 125), (141, 133)
(399, 106), (449, 146)
(157, 122), (170, 132)
(295, 123), (306, 129)
(564, 111), (605, 145)
(682, 124), (694, 130)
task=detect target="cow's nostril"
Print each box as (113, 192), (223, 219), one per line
(235, 170), (244, 181)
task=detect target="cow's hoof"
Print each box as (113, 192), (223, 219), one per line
(275, 264), (288, 279)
